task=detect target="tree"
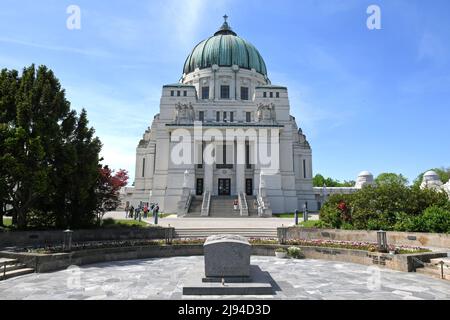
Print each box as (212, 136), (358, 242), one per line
(50, 109), (102, 229)
(95, 166), (129, 224)
(0, 65), (103, 230)
(375, 173), (408, 186)
(313, 174), (355, 187)
(0, 66), (57, 229)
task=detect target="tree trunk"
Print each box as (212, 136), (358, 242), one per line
(0, 202), (4, 227)
(12, 209), (17, 226)
(17, 207), (28, 230)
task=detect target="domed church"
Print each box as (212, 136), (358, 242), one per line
(123, 17), (317, 216)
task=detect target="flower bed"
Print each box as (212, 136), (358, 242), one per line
(15, 237), (430, 255)
(284, 239), (430, 254)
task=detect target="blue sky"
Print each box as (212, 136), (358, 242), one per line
(1, 0), (449, 184)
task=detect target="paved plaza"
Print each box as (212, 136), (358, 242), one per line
(103, 211), (315, 229)
(1, 256), (449, 300)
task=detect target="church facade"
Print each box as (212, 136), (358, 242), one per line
(123, 18), (317, 216)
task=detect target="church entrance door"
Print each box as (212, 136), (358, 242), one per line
(246, 179), (253, 196)
(218, 179), (231, 196)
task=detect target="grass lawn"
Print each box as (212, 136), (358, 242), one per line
(1, 217), (13, 230)
(2, 217), (12, 227)
(101, 218), (150, 228)
(297, 220), (323, 228)
(274, 213), (296, 219)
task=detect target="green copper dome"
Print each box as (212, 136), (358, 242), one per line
(183, 18), (268, 77)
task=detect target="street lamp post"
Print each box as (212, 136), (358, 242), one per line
(377, 230), (388, 253)
(63, 229), (74, 252)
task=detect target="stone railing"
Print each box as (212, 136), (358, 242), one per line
(238, 192), (249, 216)
(184, 194), (193, 216)
(201, 191), (211, 217)
(277, 227), (450, 249)
(0, 227), (172, 249)
(177, 187), (192, 217)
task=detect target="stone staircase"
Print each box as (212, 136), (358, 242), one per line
(415, 257), (450, 281)
(186, 195), (260, 218)
(174, 228), (278, 239)
(186, 196), (203, 217)
(0, 258), (34, 281)
(209, 196), (240, 217)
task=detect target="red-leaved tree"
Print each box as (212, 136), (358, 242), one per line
(96, 166), (129, 223)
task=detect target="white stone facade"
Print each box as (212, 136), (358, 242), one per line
(420, 170), (450, 199)
(123, 23), (316, 215)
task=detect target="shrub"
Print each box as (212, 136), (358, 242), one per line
(419, 206), (450, 233)
(320, 180), (450, 232)
(275, 248), (287, 253)
(287, 246), (304, 259)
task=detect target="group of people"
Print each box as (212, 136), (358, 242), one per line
(125, 203), (160, 222)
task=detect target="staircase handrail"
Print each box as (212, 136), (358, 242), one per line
(183, 194), (193, 215)
(201, 191), (211, 216)
(239, 192), (249, 216)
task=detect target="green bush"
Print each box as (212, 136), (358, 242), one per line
(319, 180), (450, 233)
(287, 246), (304, 259)
(419, 206), (450, 233)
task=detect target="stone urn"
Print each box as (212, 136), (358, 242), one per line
(275, 249), (287, 259)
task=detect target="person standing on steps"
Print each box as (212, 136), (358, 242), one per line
(129, 205), (134, 219)
(125, 204), (129, 219)
(143, 204), (149, 219)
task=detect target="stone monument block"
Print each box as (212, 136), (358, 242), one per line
(204, 234), (251, 278)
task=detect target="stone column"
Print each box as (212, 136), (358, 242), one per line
(235, 138), (245, 194)
(204, 141), (214, 194)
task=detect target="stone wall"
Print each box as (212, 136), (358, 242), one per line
(0, 227), (172, 248)
(0, 245), (203, 273)
(253, 244), (446, 272)
(1, 244), (445, 274)
(278, 228), (450, 249)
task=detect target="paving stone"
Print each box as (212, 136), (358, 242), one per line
(0, 256), (449, 300)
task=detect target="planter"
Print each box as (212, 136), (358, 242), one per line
(275, 251), (287, 259)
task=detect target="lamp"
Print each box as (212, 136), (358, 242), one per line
(63, 229), (74, 252)
(377, 230), (388, 253)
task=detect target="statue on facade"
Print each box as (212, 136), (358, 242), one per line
(175, 102), (195, 124)
(256, 103), (276, 123)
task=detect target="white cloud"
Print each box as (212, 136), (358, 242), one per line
(0, 36), (114, 58)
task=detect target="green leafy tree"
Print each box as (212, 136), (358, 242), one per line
(375, 173), (408, 186)
(0, 65), (103, 230)
(313, 174), (355, 187)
